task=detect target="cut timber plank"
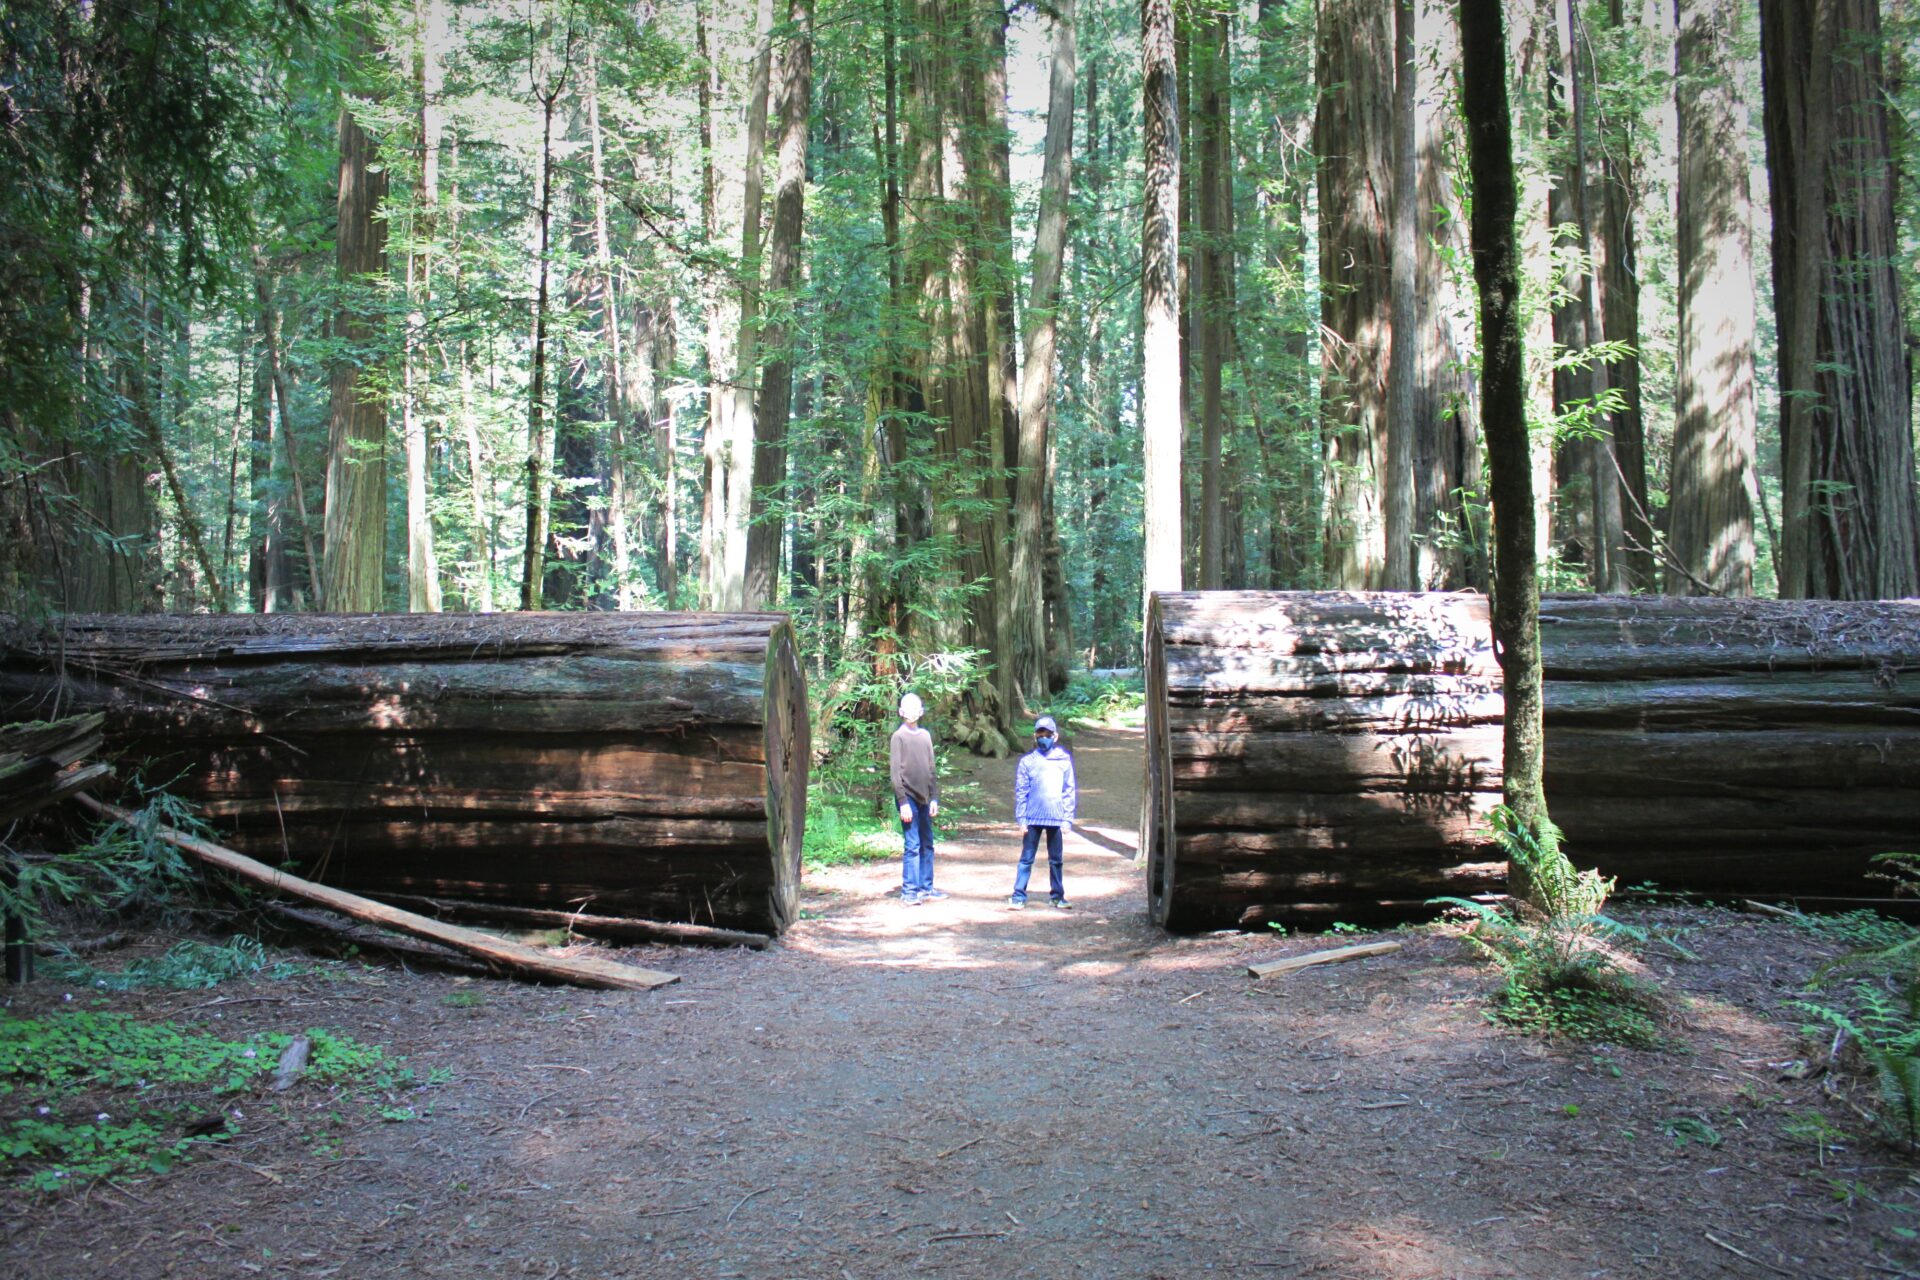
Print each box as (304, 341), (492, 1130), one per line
(78, 795), (678, 992)
(1246, 940), (1403, 979)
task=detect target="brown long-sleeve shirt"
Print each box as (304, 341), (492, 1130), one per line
(889, 723), (938, 807)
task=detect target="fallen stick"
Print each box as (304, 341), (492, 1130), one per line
(1246, 941), (1403, 979)
(372, 894), (773, 950)
(78, 795), (678, 992)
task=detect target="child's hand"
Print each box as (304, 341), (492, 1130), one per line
(899, 802), (914, 824)
(929, 801), (939, 818)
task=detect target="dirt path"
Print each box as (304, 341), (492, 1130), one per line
(6, 727), (1919, 1278)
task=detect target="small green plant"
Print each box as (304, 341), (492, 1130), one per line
(441, 991), (486, 1009)
(1662, 1114), (1722, 1148)
(44, 936), (303, 992)
(1432, 806), (1663, 1046)
(0, 1010), (432, 1191)
(1326, 921), (1365, 936)
(0, 787), (206, 933)
(1265, 921), (1289, 938)
(1562, 1103), (1580, 1118)
(1794, 986), (1920, 1150)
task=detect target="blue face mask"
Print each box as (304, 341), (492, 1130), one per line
(1036, 733), (1055, 749)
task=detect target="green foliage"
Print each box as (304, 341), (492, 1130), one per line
(43, 936), (304, 992)
(1789, 854), (1920, 1150)
(0, 788), (206, 934)
(801, 796), (901, 870)
(0, 1010), (428, 1191)
(1036, 671), (1146, 730)
(1433, 806), (1662, 1046)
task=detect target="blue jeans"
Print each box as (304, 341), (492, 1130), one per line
(1012, 824), (1064, 903)
(900, 797), (935, 895)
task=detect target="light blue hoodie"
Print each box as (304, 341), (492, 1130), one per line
(1014, 742), (1077, 828)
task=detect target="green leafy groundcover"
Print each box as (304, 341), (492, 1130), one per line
(0, 1010), (424, 1191)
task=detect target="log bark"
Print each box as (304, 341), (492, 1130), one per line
(2, 613), (810, 935)
(1146, 591), (1920, 930)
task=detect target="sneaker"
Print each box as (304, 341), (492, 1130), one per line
(1049, 898), (1072, 911)
(1007, 897), (1027, 911)
(920, 888), (950, 901)
(901, 891), (926, 905)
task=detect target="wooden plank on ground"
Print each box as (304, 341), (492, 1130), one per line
(78, 795), (679, 991)
(1246, 940), (1403, 979)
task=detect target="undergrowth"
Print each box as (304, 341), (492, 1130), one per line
(1791, 852), (1920, 1151)
(1434, 807), (1664, 1047)
(42, 935), (307, 992)
(1042, 672), (1146, 730)
(0, 1009), (434, 1192)
(802, 796), (901, 869)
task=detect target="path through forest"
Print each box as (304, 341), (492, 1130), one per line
(6, 727), (1918, 1279)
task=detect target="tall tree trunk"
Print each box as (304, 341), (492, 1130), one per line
(1386, 0), (1418, 590)
(1599, 0), (1653, 590)
(1195, 8), (1228, 589)
(252, 255), (321, 608)
(446, 135), (494, 613)
(520, 82), (563, 610)
(1564, 0), (1625, 593)
(1670, 0), (1757, 595)
(1012, 0), (1075, 708)
(1462, 0), (1552, 868)
(250, 278), (290, 612)
(1415, 0), (1482, 591)
(1763, 0), (1920, 599)
(724, 0), (776, 609)
(586, 43), (635, 610)
(1317, 0), (1393, 589)
(1142, 0), (1184, 614)
(746, 0), (813, 608)
(324, 95), (390, 613)
(405, 0), (445, 613)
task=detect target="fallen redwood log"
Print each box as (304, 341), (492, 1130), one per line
(0, 612), (809, 935)
(1145, 591), (1920, 931)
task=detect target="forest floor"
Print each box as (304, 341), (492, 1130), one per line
(6, 725), (1920, 1279)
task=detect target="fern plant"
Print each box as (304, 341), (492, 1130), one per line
(1795, 986), (1920, 1150)
(1432, 806), (1660, 1044)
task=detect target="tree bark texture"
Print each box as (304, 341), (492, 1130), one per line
(322, 101), (389, 613)
(1461, 0), (1549, 872)
(745, 0), (813, 610)
(1386, 0), (1418, 591)
(1144, 591), (1920, 930)
(1762, 0), (1920, 600)
(0, 613), (812, 936)
(1012, 0), (1075, 709)
(1317, 0), (1393, 590)
(1141, 0), (1183, 615)
(1670, 0), (1757, 596)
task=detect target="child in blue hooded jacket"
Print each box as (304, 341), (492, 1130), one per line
(1009, 715), (1076, 910)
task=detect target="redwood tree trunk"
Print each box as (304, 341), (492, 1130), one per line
(323, 98), (389, 613)
(1141, 0), (1183, 613)
(1317, 0), (1393, 589)
(1670, 0), (1758, 596)
(1012, 0), (1076, 708)
(1763, 0), (1920, 599)
(745, 0), (813, 609)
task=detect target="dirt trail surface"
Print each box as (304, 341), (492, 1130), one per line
(7, 726), (1920, 1278)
